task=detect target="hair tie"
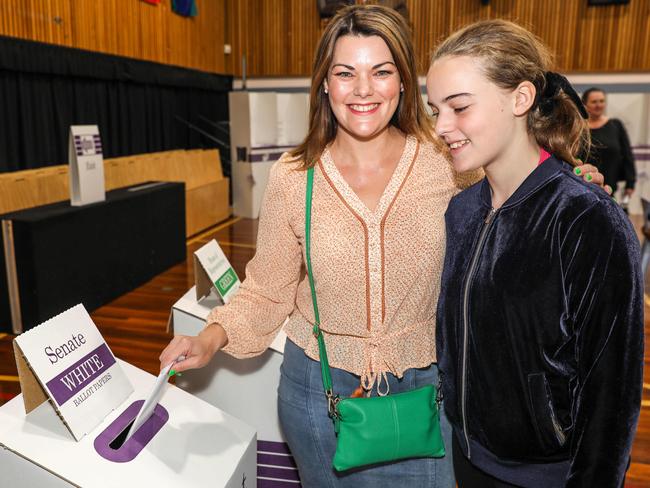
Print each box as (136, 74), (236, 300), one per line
(538, 72), (588, 119)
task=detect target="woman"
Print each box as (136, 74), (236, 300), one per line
(160, 6), (604, 486)
(162, 6), (459, 486)
(582, 87), (636, 205)
(429, 20), (643, 488)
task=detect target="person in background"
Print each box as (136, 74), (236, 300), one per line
(429, 20), (643, 488)
(582, 87), (636, 208)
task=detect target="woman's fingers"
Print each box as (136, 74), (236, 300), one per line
(575, 163), (605, 187)
(159, 335), (194, 371)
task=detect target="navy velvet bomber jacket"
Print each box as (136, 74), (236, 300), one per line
(436, 156), (644, 487)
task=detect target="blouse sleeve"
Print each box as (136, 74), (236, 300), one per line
(206, 158), (303, 358)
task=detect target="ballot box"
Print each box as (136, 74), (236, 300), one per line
(0, 305), (256, 488)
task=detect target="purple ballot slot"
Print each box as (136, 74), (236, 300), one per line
(94, 400), (168, 463)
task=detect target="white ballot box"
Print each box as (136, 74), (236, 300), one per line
(1, 304), (256, 488)
(0, 360), (256, 488)
(170, 287), (301, 486)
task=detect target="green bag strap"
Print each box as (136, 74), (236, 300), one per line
(305, 167), (340, 415)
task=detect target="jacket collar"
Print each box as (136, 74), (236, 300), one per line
(479, 156), (567, 210)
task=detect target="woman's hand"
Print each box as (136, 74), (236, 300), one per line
(574, 164), (611, 195)
(159, 323), (228, 373)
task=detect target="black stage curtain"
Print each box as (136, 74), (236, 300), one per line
(0, 36), (232, 174)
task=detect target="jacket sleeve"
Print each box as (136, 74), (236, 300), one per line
(615, 119), (636, 190)
(561, 200), (643, 487)
(206, 159), (303, 358)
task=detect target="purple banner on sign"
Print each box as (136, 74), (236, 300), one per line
(45, 343), (116, 406)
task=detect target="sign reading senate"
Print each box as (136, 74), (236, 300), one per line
(13, 304), (133, 441)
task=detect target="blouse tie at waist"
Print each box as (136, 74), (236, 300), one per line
(359, 326), (415, 396)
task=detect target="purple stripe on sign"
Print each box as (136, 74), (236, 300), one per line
(258, 440), (292, 454)
(45, 343), (116, 406)
(258, 466), (301, 481)
(258, 453), (297, 468)
(258, 479), (300, 488)
(634, 155), (650, 161)
(76, 149), (84, 156)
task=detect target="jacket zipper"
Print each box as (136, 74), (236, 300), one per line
(461, 207), (498, 459)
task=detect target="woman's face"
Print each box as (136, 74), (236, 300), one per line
(324, 35), (402, 141)
(426, 55), (519, 173)
(584, 91), (606, 118)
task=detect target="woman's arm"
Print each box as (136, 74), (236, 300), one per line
(159, 159), (303, 370)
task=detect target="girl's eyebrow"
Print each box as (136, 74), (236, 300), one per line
(444, 92), (473, 102)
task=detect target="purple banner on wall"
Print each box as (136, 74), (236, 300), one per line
(45, 343), (116, 406)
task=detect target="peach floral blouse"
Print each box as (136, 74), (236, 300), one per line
(207, 135), (479, 392)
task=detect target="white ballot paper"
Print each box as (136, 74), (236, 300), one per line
(124, 362), (174, 442)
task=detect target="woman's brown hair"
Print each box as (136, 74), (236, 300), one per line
(431, 19), (589, 165)
(289, 4), (435, 169)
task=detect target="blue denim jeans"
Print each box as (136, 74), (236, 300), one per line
(278, 338), (455, 487)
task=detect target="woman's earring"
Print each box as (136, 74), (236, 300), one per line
(324, 88), (329, 94)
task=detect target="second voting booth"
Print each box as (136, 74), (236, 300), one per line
(170, 240), (300, 486)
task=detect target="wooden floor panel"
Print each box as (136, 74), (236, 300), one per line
(1, 215), (649, 485)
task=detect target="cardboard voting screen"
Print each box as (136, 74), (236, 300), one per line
(193, 239), (241, 304)
(69, 125), (106, 206)
(13, 304), (133, 441)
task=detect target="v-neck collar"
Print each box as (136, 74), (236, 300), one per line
(319, 134), (418, 223)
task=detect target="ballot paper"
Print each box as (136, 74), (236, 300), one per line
(124, 362), (173, 442)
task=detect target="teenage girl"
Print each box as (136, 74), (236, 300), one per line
(428, 20), (643, 488)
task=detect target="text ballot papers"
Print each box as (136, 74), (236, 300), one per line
(13, 304), (132, 440)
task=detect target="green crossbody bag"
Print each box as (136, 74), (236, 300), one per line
(304, 166), (446, 472)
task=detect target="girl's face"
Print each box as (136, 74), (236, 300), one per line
(324, 35), (403, 141)
(426, 55), (519, 173)
(584, 91), (606, 118)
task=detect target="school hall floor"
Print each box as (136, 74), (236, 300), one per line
(0, 215), (648, 487)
